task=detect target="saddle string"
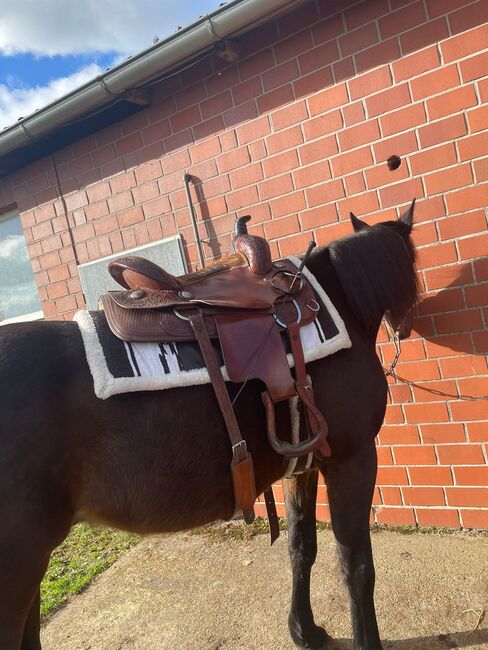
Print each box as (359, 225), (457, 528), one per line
(231, 241), (317, 408)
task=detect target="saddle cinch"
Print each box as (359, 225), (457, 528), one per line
(101, 215), (331, 535)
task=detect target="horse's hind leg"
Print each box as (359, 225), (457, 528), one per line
(21, 590), (42, 650)
(284, 470), (331, 650)
(322, 443), (382, 650)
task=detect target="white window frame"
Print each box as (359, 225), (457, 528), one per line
(0, 208), (44, 326)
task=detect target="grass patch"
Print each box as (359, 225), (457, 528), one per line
(41, 524), (139, 618)
(192, 517), (487, 543)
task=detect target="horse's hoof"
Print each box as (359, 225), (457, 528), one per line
(291, 624), (333, 649)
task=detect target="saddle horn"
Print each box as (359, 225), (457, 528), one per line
(232, 215), (272, 275)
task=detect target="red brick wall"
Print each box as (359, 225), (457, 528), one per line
(1, 0), (487, 528)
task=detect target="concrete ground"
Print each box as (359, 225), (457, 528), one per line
(41, 527), (488, 650)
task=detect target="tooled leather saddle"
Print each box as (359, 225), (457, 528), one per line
(101, 215), (330, 538)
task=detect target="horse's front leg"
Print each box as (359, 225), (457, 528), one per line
(284, 469), (331, 650)
(322, 443), (382, 650)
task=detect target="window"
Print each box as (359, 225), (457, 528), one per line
(0, 209), (43, 324)
(78, 234), (186, 310)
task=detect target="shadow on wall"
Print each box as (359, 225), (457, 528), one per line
(412, 260), (487, 355)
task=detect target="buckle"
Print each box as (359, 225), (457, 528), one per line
(232, 439), (248, 463)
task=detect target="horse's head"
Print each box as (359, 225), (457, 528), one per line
(350, 199), (417, 340)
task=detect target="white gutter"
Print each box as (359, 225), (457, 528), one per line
(0, 0), (305, 159)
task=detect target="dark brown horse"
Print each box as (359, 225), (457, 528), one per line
(0, 203), (417, 650)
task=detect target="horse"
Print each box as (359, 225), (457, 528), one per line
(0, 201), (418, 650)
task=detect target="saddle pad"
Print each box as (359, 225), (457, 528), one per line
(74, 258), (351, 400)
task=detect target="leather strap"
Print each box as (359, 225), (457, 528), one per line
(188, 312), (257, 522)
(288, 322), (331, 459)
(263, 487), (280, 544)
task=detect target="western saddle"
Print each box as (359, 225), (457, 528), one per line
(101, 216), (330, 538)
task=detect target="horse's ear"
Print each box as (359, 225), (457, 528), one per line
(350, 212), (370, 233)
(398, 198), (415, 231)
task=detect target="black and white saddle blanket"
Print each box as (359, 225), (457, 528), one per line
(74, 256), (351, 399)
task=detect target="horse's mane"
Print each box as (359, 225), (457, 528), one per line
(324, 220), (418, 335)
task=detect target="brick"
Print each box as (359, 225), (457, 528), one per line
(474, 159), (488, 182)
(272, 101), (309, 132)
(94, 215), (118, 237)
(271, 190), (307, 218)
(338, 120), (380, 151)
(404, 402), (449, 423)
(299, 40), (339, 75)
(339, 22), (378, 57)
(366, 83), (411, 118)
(447, 486), (488, 508)
(278, 232), (313, 258)
(381, 103), (426, 137)
(309, 84), (349, 117)
(429, 85), (478, 122)
(262, 60), (299, 92)
(403, 487), (445, 506)
(293, 160), (331, 189)
(396, 358), (441, 381)
(190, 138), (221, 165)
(337, 191), (380, 217)
(416, 509), (460, 528)
(380, 178), (423, 209)
(446, 185), (488, 216)
(298, 135), (338, 165)
(377, 446), (393, 466)
(299, 204), (338, 230)
(394, 445), (437, 465)
(263, 150), (299, 178)
(451, 400), (488, 422)
(418, 114), (466, 149)
(306, 179), (345, 207)
(258, 85), (293, 116)
(333, 57), (355, 83)
(411, 65), (460, 101)
(468, 422), (487, 444)
(349, 67), (392, 100)
(410, 143), (457, 176)
(313, 12), (344, 42)
(435, 309), (483, 335)
(375, 507), (416, 526)
(455, 466), (488, 486)
(225, 186), (259, 212)
(410, 466), (454, 485)
(377, 466), (409, 485)
(449, 0), (488, 36)
(332, 146), (373, 177)
(267, 125), (303, 155)
(465, 283), (488, 308)
(461, 509), (488, 529)
(294, 66), (335, 99)
(304, 110), (343, 142)
(230, 163), (263, 190)
(355, 38), (401, 74)
(345, 0), (389, 31)
(379, 487), (402, 506)
(258, 174), (294, 201)
(461, 51), (488, 86)
(393, 45), (440, 82)
(73, 222), (95, 243)
(343, 101), (365, 127)
(117, 206), (144, 229)
(264, 215), (300, 240)
(274, 27), (314, 63)
(468, 105), (488, 134)
(418, 288), (464, 316)
(401, 17), (449, 55)
(442, 23), (488, 63)
(425, 164), (473, 196)
(278, 2), (319, 37)
(412, 378), (458, 403)
(457, 133), (488, 161)
(379, 425), (419, 445)
(344, 171), (366, 195)
(384, 404), (405, 424)
(373, 131), (418, 163)
(440, 355), (487, 379)
(365, 160), (409, 189)
(379, 1), (427, 39)
(474, 330), (488, 353)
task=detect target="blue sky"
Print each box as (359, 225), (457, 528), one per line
(0, 0), (221, 130)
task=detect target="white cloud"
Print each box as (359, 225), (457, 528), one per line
(0, 1), (220, 57)
(0, 64), (104, 129)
